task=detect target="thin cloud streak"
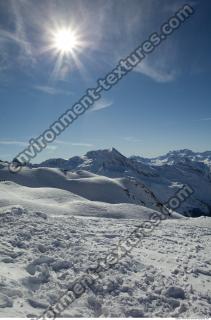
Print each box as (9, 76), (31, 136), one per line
(90, 99), (113, 112)
(71, 143), (94, 147)
(56, 140), (94, 147)
(0, 0), (36, 73)
(0, 140), (27, 146)
(33, 85), (72, 96)
(46, 145), (58, 150)
(10, 0), (35, 64)
(135, 61), (177, 83)
(0, 0), (181, 83)
(199, 117), (211, 121)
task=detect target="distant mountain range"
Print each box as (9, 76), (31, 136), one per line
(1, 148), (211, 217)
(131, 149), (211, 167)
(36, 148), (211, 170)
(35, 148), (211, 217)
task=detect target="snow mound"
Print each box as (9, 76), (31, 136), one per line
(0, 181), (168, 220)
(0, 164), (162, 211)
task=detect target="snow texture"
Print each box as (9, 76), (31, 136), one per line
(0, 149), (210, 317)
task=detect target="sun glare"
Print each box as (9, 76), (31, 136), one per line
(47, 24), (85, 78)
(53, 28), (78, 54)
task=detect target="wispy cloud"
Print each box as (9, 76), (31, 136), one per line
(199, 117), (211, 121)
(0, 0), (197, 84)
(90, 99), (113, 112)
(135, 60), (177, 83)
(56, 140), (94, 147)
(33, 85), (72, 96)
(71, 143), (94, 147)
(0, 139), (92, 150)
(46, 145), (58, 150)
(0, 0), (36, 73)
(164, 116), (211, 127)
(11, 0), (33, 59)
(0, 139), (27, 146)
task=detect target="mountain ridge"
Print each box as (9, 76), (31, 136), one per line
(1, 148), (211, 217)
(28, 148), (211, 169)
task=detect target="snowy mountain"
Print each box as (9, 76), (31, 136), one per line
(34, 148), (211, 217)
(38, 148), (158, 178)
(131, 149), (211, 167)
(0, 161), (162, 213)
(1, 148), (211, 217)
(0, 150), (211, 318)
(130, 150), (211, 216)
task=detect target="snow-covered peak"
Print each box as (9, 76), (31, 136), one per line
(85, 147), (126, 162)
(37, 147), (156, 179)
(2, 147), (211, 217)
(37, 148), (125, 169)
(131, 149), (211, 167)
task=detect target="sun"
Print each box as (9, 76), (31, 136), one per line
(53, 28), (78, 54)
(46, 24), (86, 78)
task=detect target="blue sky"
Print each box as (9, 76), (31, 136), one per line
(0, 0), (210, 162)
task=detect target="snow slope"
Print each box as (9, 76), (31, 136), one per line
(0, 150), (210, 317)
(0, 181), (165, 220)
(132, 153), (211, 216)
(0, 162), (162, 211)
(34, 148), (211, 216)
